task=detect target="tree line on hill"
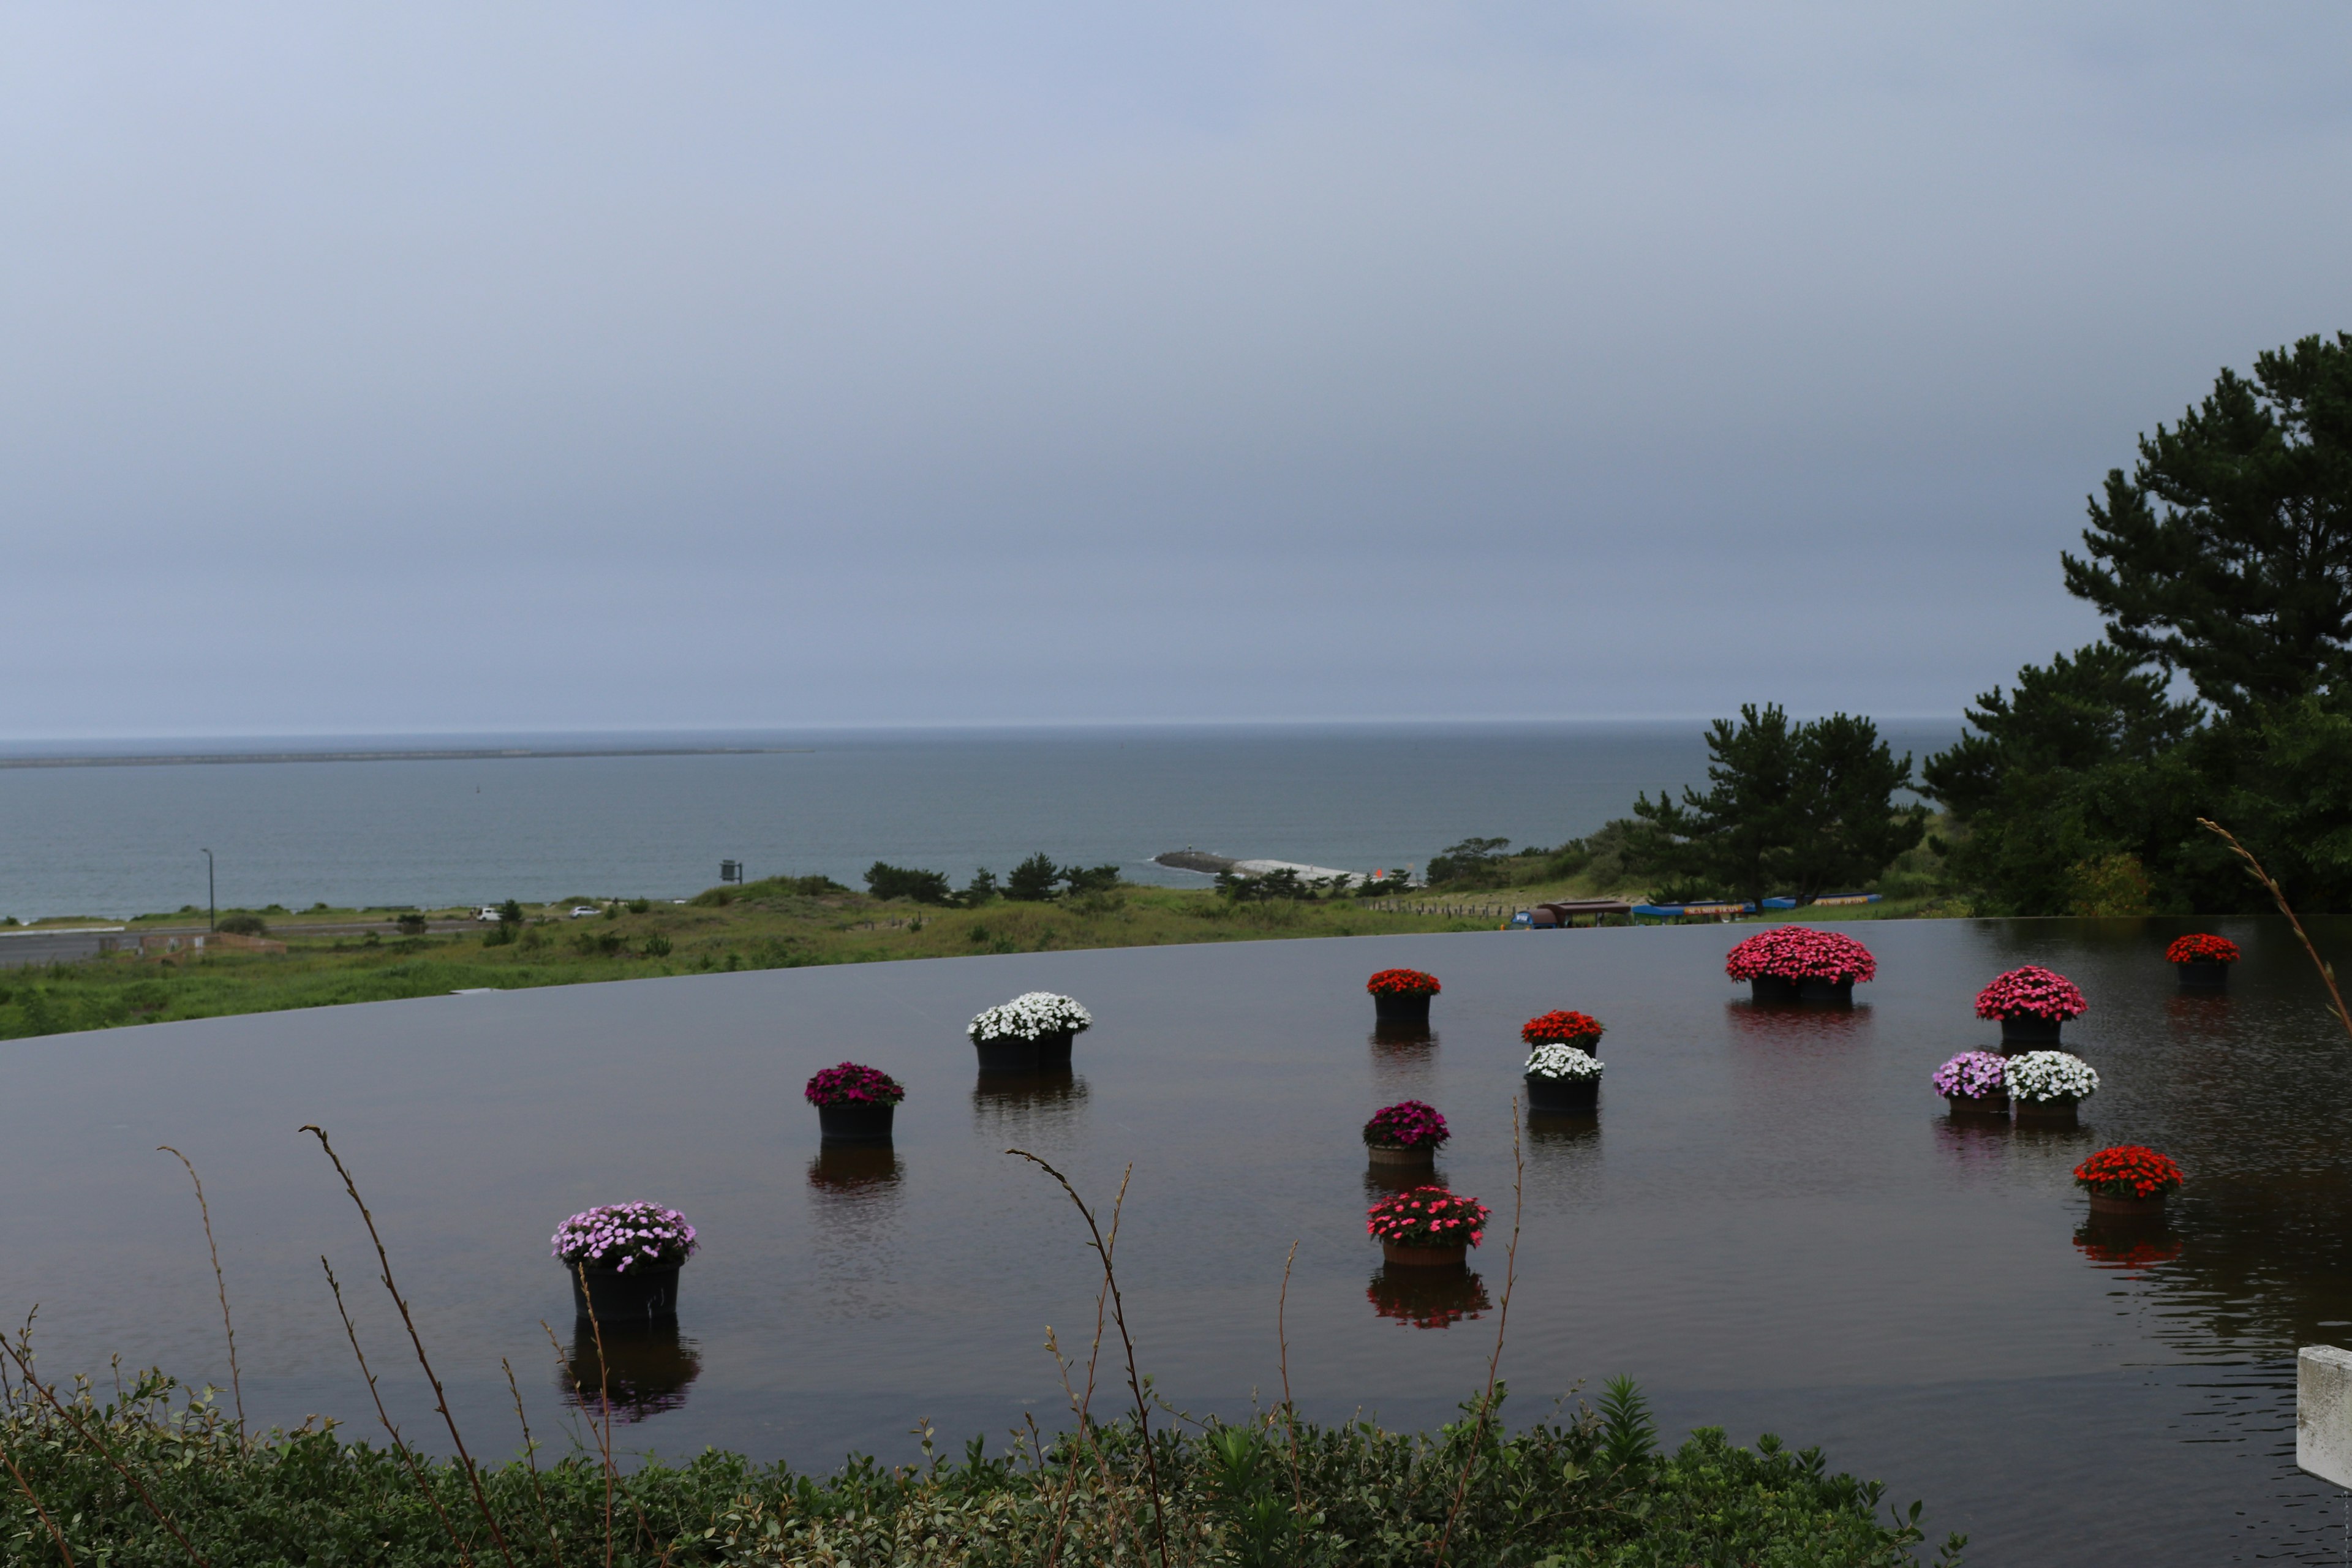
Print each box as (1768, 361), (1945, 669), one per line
(864, 853), (1123, 907)
(1420, 333), (2352, 917)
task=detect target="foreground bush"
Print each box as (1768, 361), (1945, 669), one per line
(1, 1371), (1961, 1566)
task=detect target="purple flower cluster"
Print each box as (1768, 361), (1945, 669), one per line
(551, 1202), (698, 1275)
(1931, 1050), (2006, 1099)
(1974, 965), (2087, 1022)
(1362, 1099), (1450, 1150)
(804, 1062), (907, 1107)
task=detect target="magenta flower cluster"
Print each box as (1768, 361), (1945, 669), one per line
(1931, 1050), (2007, 1099)
(1723, 926), (1877, 984)
(551, 1202), (698, 1275)
(804, 1062), (906, 1107)
(1362, 1099), (1450, 1150)
(1974, 965), (2087, 1022)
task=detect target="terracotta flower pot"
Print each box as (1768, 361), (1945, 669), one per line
(1366, 1142), (1436, 1168)
(2086, 1190), (2169, 1217)
(815, 1101), (896, 1144)
(568, 1263), (682, 1327)
(1946, 1093), (2010, 1118)
(1381, 1240), (1468, 1268)
(1999, 1015), (2064, 1049)
(1525, 1072), (1599, 1112)
(1374, 992), (1433, 1023)
(2174, 960), (2230, 990)
(2011, 1096), (2078, 1126)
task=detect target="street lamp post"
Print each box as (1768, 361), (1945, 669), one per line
(201, 848), (214, 932)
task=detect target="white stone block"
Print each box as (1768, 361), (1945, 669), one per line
(2297, 1346), (2352, 1487)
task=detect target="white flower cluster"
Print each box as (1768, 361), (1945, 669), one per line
(1525, 1042), (1605, 1080)
(968, 991), (1093, 1042)
(2003, 1050), (2100, 1102)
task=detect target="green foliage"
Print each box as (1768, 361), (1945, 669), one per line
(394, 913), (429, 935)
(865, 862), (954, 905)
(956, 868), (1000, 907)
(1005, 853), (1060, 902)
(498, 899), (525, 925)
(480, 922), (514, 947)
(0, 1373), (1959, 1567)
(214, 911), (269, 936)
(1425, 836), (1512, 888)
(1059, 862), (1123, 895)
(627, 897), (652, 914)
(1216, 868), (1316, 903)
(641, 933), (674, 957)
(2064, 332), (2352, 715)
(1635, 706), (1925, 904)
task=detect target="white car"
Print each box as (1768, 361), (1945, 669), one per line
(569, 905), (601, 918)
(475, 907), (504, 922)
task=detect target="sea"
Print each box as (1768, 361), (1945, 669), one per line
(0, 722), (1964, 921)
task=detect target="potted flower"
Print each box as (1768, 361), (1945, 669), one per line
(1931, 1050), (2009, 1117)
(2073, 1144), (2184, 1218)
(2166, 933), (2240, 990)
(1725, 927), (1877, 1004)
(1975, 965), (2087, 1048)
(1521, 1009), (1605, 1055)
(804, 1062), (905, 1143)
(2003, 1050), (2099, 1125)
(1366, 1185), (1488, 1268)
(1366, 968), (1441, 1025)
(967, 992), (1093, 1072)
(552, 1202), (699, 1326)
(1362, 1099), (1450, 1169)
(1524, 1041), (1604, 1112)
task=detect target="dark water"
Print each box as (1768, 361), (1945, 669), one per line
(0, 721), (1960, 918)
(4, 915), (2347, 1563)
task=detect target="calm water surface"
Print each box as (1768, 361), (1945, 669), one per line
(4, 916), (2347, 1563)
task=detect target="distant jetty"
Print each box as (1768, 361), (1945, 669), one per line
(1155, 849), (1367, 886)
(1154, 849), (1237, 875)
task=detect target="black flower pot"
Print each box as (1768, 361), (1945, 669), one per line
(1750, 976), (1852, 1004)
(1999, 1015), (2064, 1049)
(569, 1263), (682, 1327)
(972, 1035), (1042, 1073)
(816, 1101), (897, 1144)
(1524, 1072), (1599, 1112)
(1748, 976), (1801, 1003)
(1374, 993), (1433, 1024)
(2175, 960), (2230, 990)
(1033, 1028), (1077, 1068)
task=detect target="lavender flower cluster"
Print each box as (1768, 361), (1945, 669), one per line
(1931, 1050), (2007, 1098)
(551, 1202), (698, 1274)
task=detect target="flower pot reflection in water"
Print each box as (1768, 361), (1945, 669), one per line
(807, 1145), (905, 1196)
(1366, 1267), (1490, 1329)
(2073, 1219), (2181, 1269)
(558, 1322), (701, 1423)
(971, 1069), (1088, 1140)
(1525, 1110), (1599, 1148)
(1370, 1020), (1437, 1048)
(1722, 1003), (1869, 1042)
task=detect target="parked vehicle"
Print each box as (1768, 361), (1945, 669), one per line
(569, 905), (601, 918)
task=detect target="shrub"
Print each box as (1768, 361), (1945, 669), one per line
(865, 861), (952, 905)
(641, 933), (673, 957)
(1366, 968), (1441, 997)
(804, 1061), (905, 1106)
(550, 1202), (698, 1273)
(394, 913), (429, 936)
(1005, 853), (1060, 902)
(1061, 863), (1123, 894)
(1362, 1099), (1450, 1150)
(1425, 836), (1511, 888)
(481, 924), (514, 948)
(1974, 965), (2087, 1021)
(1366, 1185), (1489, 1248)
(2074, 1144), (2184, 1199)
(215, 912), (269, 936)
(1521, 1009), (1604, 1047)
(627, 897), (652, 914)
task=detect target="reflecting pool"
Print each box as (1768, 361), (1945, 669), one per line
(2, 916), (2347, 1564)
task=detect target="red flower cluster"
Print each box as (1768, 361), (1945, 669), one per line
(1362, 1099), (1450, 1149)
(1974, 965), (2087, 1022)
(1521, 1009), (1604, 1047)
(1723, 926), (1878, 984)
(1366, 1186), (1488, 1248)
(1366, 968), (1442, 997)
(803, 1062), (906, 1107)
(2165, 933), (2241, 964)
(2072, 1145), (2184, 1199)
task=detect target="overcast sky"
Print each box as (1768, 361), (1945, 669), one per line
(4, 2), (2346, 737)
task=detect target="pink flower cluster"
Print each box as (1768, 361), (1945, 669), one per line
(1931, 1050), (2006, 1098)
(1723, 927), (1878, 984)
(804, 1062), (907, 1106)
(1362, 1099), (1450, 1150)
(1366, 1186), (1488, 1249)
(1974, 965), (2087, 1022)
(551, 1202), (698, 1274)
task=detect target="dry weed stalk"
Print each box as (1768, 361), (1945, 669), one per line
(1009, 1149), (1172, 1568)
(155, 1148), (242, 1444)
(301, 1124), (518, 1568)
(1434, 1099), (1526, 1566)
(1275, 1238), (1306, 1521)
(2199, 817), (2352, 1041)
(500, 1355), (564, 1568)
(322, 1257), (475, 1566)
